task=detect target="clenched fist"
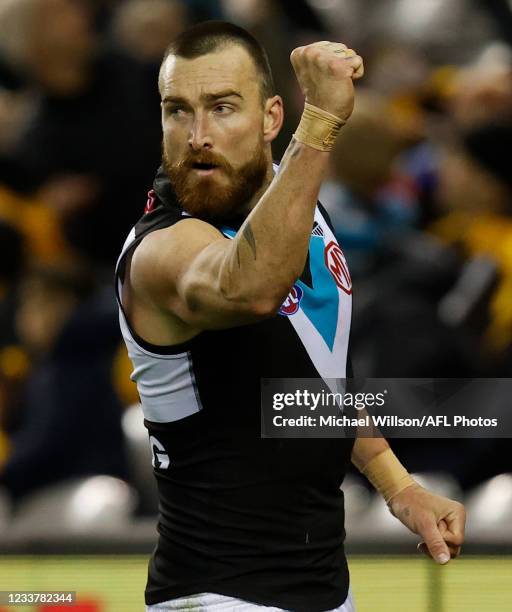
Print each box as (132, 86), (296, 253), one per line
(290, 41), (364, 122)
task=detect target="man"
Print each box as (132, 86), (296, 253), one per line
(115, 21), (465, 612)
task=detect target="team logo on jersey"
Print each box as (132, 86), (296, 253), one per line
(149, 435), (170, 469)
(144, 189), (156, 214)
(311, 221), (324, 237)
(324, 241), (352, 295)
(279, 284), (303, 316)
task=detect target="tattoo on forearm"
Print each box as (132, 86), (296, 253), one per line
(290, 139), (301, 158)
(242, 223), (257, 260)
(281, 139), (300, 164)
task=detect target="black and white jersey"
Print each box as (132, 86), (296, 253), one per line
(115, 167), (355, 612)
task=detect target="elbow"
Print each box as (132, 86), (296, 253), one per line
(239, 282), (291, 319)
(219, 280), (287, 320)
(248, 296), (282, 318)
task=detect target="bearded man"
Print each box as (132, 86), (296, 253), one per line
(115, 21), (465, 612)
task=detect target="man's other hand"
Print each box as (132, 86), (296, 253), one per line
(388, 484), (466, 564)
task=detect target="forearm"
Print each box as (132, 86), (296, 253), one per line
(166, 41), (364, 326)
(351, 437), (390, 472)
(219, 138), (330, 307)
(352, 438), (416, 503)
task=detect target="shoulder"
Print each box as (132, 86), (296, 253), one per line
(134, 217), (224, 266)
(130, 217), (225, 298)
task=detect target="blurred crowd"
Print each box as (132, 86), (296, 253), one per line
(0, 0), (511, 511)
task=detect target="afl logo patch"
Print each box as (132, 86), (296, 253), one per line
(279, 285), (303, 316)
(325, 241), (352, 294)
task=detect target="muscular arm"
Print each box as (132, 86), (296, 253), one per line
(131, 141), (329, 330)
(131, 41), (363, 330)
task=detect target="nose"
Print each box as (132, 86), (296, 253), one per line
(188, 112), (213, 151)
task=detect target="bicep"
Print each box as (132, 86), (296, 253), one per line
(130, 220), (274, 329)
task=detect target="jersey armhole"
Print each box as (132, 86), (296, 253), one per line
(116, 240), (198, 356)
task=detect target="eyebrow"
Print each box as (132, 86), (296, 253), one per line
(162, 89), (243, 105)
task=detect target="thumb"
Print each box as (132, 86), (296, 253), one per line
(420, 519), (451, 565)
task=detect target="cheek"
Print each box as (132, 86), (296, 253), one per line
(162, 127), (186, 162)
(221, 117), (264, 161)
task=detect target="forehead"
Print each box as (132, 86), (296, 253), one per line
(160, 44), (261, 100)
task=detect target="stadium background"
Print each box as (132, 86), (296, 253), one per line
(0, 0), (511, 610)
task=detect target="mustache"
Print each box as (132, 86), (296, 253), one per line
(177, 151), (232, 171)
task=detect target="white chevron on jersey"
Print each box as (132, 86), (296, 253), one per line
(287, 207), (351, 381)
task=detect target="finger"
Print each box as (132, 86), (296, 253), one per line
(343, 55), (364, 80)
(320, 41), (347, 50)
(290, 46), (304, 65)
(351, 56), (364, 79)
(444, 504), (466, 547)
(450, 545), (462, 558)
(435, 519), (463, 558)
(419, 520), (451, 564)
(331, 48), (355, 60)
(418, 541), (461, 559)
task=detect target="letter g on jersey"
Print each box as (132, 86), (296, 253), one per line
(149, 436), (170, 469)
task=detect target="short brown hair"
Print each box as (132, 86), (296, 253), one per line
(159, 20), (275, 101)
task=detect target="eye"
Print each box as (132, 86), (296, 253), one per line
(166, 105), (187, 118)
(214, 104), (233, 115)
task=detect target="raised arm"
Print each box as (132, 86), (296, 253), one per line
(131, 42), (364, 330)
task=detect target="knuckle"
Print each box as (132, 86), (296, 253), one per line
(328, 59), (347, 74)
(421, 516), (437, 532)
(347, 56), (362, 67)
(327, 59), (338, 72)
(290, 47), (303, 62)
(453, 501), (466, 518)
(304, 46), (319, 58)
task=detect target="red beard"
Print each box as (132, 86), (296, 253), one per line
(162, 143), (268, 221)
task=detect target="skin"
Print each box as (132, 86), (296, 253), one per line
(125, 39), (465, 564)
(128, 42), (363, 341)
(352, 438), (466, 564)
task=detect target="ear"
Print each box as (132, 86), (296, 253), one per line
(263, 95), (284, 143)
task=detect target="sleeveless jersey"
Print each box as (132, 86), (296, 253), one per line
(115, 167), (355, 612)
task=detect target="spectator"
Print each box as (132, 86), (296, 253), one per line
(0, 265), (127, 501)
(320, 91), (419, 276)
(1, 0), (177, 265)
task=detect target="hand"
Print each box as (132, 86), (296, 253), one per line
(290, 41), (364, 121)
(388, 483), (466, 564)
